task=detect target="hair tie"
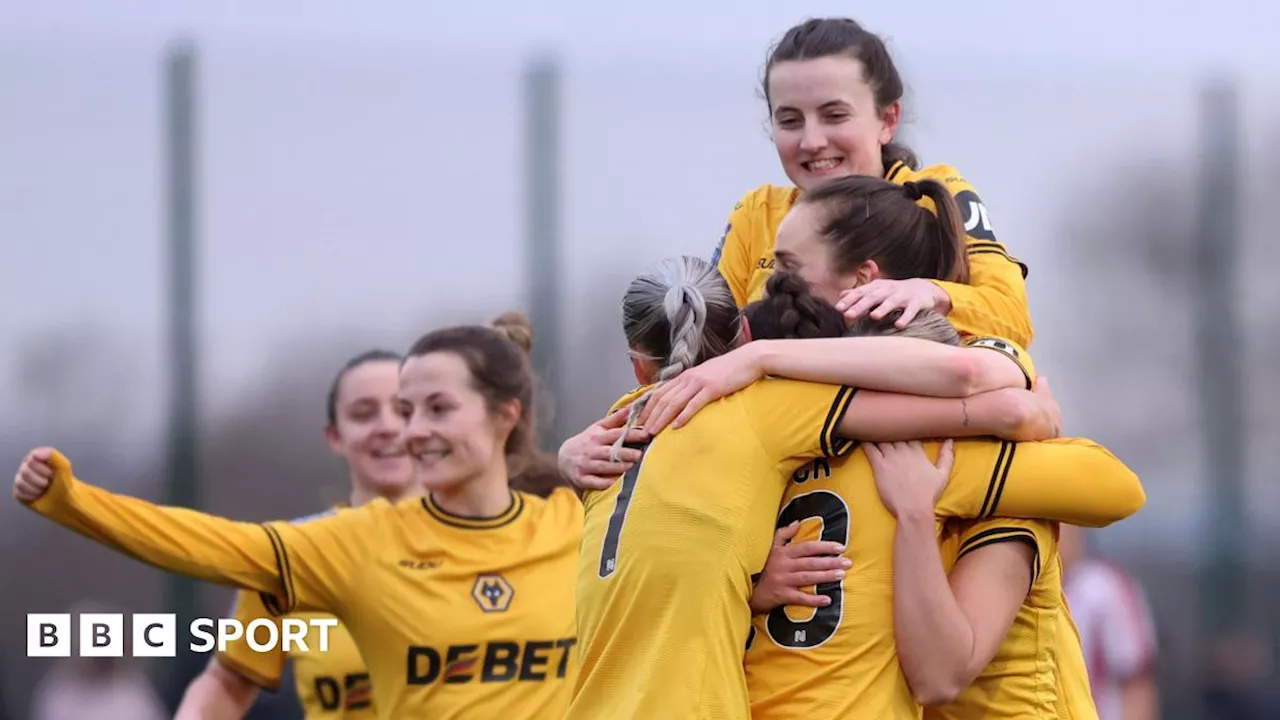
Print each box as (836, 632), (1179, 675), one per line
(902, 181), (923, 201)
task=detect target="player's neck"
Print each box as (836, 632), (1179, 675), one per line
(430, 464), (513, 519)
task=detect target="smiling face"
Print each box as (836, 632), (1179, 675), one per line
(773, 200), (879, 304)
(396, 351), (518, 494)
(767, 55), (899, 191)
(324, 359), (414, 499)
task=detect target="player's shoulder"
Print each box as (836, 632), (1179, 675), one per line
(900, 161), (976, 190)
(609, 384), (655, 415)
(742, 375), (843, 397)
(518, 487), (584, 538)
(286, 506), (342, 525)
(732, 183), (799, 213)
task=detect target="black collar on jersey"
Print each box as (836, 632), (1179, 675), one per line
(885, 160), (908, 182)
(422, 491), (524, 530)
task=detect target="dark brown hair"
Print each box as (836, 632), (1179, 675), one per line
(745, 271), (962, 346)
(800, 175), (969, 284)
(406, 312), (563, 492)
(744, 272), (846, 340)
(764, 17), (917, 171)
(326, 349), (402, 427)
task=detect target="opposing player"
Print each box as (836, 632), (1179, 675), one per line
(569, 255), (1069, 720)
(1060, 524), (1161, 720)
(14, 314), (580, 719)
(175, 349), (415, 719)
(714, 17), (1030, 344)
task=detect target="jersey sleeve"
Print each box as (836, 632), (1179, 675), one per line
(23, 450), (369, 616)
(1098, 569), (1158, 678)
(216, 590), (288, 691)
(924, 168), (1034, 346)
(934, 437), (1145, 527)
(953, 518), (1055, 587)
(964, 335), (1035, 389)
(714, 191), (761, 308)
(740, 378), (858, 465)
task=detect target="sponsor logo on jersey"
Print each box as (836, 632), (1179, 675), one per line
(314, 672), (373, 711)
(406, 638), (577, 685)
(954, 190), (997, 242)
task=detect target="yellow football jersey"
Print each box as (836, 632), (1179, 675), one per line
(25, 455), (582, 720)
(1054, 582), (1102, 720)
(569, 378), (857, 720)
(713, 161), (1032, 345)
(220, 579), (373, 717)
(925, 517), (1061, 720)
(743, 439), (1140, 718)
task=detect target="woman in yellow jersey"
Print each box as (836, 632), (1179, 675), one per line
(14, 314), (581, 720)
(636, 175), (1117, 718)
(870, 438), (1098, 720)
(644, 275), (1130, 720)
(568, 255), (1063, 720)
(175, 349), (417, 719)
(713, 17), (1031, 345)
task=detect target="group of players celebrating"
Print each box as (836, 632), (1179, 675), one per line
(12, 16), (1146, 720)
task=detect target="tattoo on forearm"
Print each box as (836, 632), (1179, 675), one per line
(962, 399), (970, 427)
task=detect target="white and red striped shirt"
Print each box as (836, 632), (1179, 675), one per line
(1063, 558), (1158, 720)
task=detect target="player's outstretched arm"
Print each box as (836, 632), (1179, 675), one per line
(935, 437), (1146, 527)
(866, 441), (1035, 705)
(13, 447), (363, 614)
(174, 658), (260, 720)
(835, 379), (1059, 445)
(638, 335), (1029, 433)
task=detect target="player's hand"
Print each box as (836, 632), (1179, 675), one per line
(1003, 376), (1062, 442)
(14, 447), (58, 502)
(557, 408), (650, 491)
(1031, 376), (1062, 437)
(865, 440), (954, 519)
(749, 521), (850, 615)
(637, 344), (766, 433)
(835, 279), (949, 327)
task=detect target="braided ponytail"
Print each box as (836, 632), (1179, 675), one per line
(610, 256), (741, 460)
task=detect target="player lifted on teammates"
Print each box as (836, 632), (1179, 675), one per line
(714, 17), (1030, 344)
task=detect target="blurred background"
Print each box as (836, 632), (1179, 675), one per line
(2, 1), (1278, 718)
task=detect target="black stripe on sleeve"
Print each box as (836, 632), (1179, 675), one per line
(986, 443), (1017, 518)
(820, 386), (859, 457)
(885, 161), (907, 182)
(965, 242), (1006, 253)
(956, 527), (1042, 586)
(968, 249), (1029, 278)
(979, 441), (1012, 517)
(259, 525), (296, 616)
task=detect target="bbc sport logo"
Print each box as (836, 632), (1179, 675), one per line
(27, 613), (337, 657)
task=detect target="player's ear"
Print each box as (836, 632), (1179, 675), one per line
(852, 259), (881, 288)
(629, 355), (650, 386)
(737, 314), (753, 346)
(323, 424), (343, 456)
(494, 399), (521, 437)
(878, 101), (900, 145)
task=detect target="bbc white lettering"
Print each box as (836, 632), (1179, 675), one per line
(29, 613), (338, 657)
